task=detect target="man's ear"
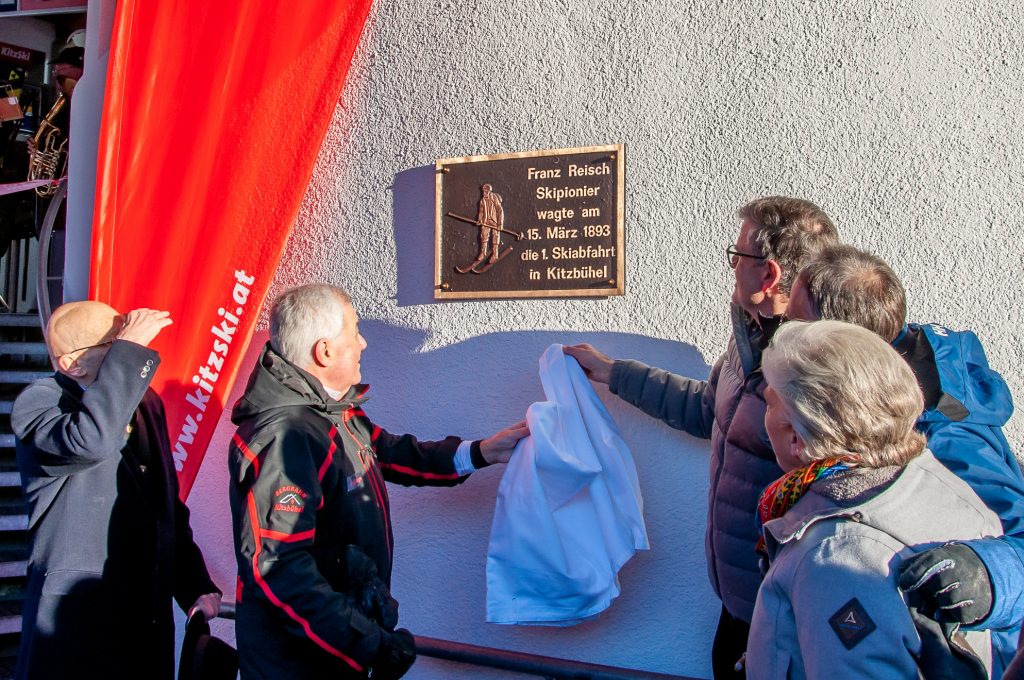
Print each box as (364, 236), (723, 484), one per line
(56, 353), (86, 378)
(762, 259), (785, 296)
(311, 339), (331, 368)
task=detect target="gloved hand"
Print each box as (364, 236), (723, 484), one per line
(369, 627), (416, 680)
(908, 607), (987, 680)
(899, 543), (994, 625)
(345, 545), (399, 630)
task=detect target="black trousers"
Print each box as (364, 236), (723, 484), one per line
(712, 605), (749, 680)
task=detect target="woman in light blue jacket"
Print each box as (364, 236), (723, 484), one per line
(745, 320), (1002, 680)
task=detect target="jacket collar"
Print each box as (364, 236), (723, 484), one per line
(896, 323), (1011, 426)
(761, 450), (941, 559)
(730, 304), (783, 376)
(231, 343), (369, 424)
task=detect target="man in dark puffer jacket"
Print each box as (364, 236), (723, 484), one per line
(229, 284), (528, 680)
(565, 196), (838, 679)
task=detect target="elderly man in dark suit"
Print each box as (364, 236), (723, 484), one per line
(12, 301), (220, 680)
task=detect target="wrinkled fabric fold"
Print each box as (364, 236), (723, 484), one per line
(486, 344), (649, 625)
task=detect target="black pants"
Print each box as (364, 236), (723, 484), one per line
(712, 605), (749, 680)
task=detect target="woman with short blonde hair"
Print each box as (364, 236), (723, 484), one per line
(762, 319), (925, 468)
(746, 320), (1001, 679)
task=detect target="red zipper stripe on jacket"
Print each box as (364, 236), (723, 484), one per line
(377, 462), (460, 480)
(260, 528), (316, 543)
(233, 433), (260, 475)
(244, 491), (361, 670)
(339, 416), (391, 563)
(361, 451), (393, 565)
(319, 427), (339, 483)
(318, 427), (338, 512)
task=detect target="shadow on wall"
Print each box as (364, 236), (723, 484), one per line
(353, 316), (714, 534)
(354, 317), (713, 439)
(392, 165), (437, 307)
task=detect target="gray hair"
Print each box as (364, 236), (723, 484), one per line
(737, 196), (839, 294)
(763, 320), (925, 468)
(270, 284), (351, 367)
(796, 245), (907, 342)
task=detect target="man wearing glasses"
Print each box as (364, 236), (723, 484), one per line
(11, 301), (220, 680)
(565, 196), (838, 679)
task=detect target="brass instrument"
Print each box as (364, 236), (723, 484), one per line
(27, 93), (68, 198)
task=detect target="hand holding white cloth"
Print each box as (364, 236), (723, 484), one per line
(486, 344), (649, 625)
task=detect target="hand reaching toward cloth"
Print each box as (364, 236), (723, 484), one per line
(563, 343), (614, 384)
(480, 420), (530, 464)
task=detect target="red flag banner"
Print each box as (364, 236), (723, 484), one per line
(91, 1), (373, 498)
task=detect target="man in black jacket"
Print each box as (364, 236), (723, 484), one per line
(229, 283), (527, 680)
(12, 302), (221, 680)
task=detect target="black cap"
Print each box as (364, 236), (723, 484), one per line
(49, 46), (84, 70)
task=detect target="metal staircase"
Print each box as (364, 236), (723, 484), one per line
(0, 313), (47, 677)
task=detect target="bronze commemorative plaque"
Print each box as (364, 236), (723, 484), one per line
(434, 144), (624, 299)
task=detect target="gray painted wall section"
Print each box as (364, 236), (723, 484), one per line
(189, 2), (1024, 678)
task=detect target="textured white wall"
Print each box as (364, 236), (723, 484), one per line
(187, 1), (1024, 678)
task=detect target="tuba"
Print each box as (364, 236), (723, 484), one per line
(27, 93), (68, 198)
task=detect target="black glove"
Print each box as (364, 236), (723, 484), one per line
(899, 543), (993, 625)
(344, 545), (400, 630)
(908, 607), (987, 680)
(369, 627), (416, 680)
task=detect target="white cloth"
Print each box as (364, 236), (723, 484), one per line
(486, 344), (649, 625)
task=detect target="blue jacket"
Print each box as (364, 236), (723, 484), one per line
(897, 323), (1024, 676)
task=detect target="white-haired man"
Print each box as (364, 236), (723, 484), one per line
(228, 284), (527, 680)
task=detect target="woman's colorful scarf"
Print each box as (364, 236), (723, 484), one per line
(755, 457), (849, 556)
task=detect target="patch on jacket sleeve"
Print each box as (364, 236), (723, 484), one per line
(828, 598), (876, 650)
(273, 485), (309, 512)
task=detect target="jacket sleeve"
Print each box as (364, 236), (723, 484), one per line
(920, 421), (1024, 630)
(785, 536), (922, 680)
(139, 389), (219, 609)
(963, 536), (1024, 632)
(608, 357), (718, 439)
(171, 494), (220, 611)
(11, 341), (158, 469)
(365, 413), (468, 487)
(920, 420), (1024, 538)
(235, 425), (384, 672)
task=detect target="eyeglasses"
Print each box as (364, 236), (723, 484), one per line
(65, 339), (114, 357)
(726, 245), (768, 269)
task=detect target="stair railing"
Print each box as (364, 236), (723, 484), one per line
(35, 178), (66, 333)
(214, 603), (698, 680)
